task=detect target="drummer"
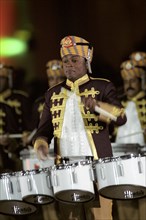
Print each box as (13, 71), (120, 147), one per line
(113, 55), (146, 146)
(32, 35), (127, 220)
(112, 51), (146, 220)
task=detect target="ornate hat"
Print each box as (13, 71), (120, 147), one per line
(129, 51), (146, 67)
(120, 60), (145, 80)
(60, 36), (93, 73)
(46, 59), (65, 77)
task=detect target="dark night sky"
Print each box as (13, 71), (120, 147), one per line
(2, 0), (146, 99)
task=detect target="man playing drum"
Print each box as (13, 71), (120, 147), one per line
(33, 35), (127, 220)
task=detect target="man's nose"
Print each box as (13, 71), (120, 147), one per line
(66, 60), (73, 66)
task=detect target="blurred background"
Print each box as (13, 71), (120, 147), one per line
(1, 0), (146, 100)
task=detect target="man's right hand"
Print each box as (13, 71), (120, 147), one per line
(34, 138), (49, 161)
(36, 145), (49, 160)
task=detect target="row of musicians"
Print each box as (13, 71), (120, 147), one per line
(0, 52), (146, 173)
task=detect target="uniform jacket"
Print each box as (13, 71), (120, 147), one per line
(33, 74), (127, 159)
(0, 89), (31, 132)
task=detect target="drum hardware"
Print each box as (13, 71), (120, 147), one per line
(59, 156), (94, 164)
(111, 143), (141, 156)
(117, 130), (144, 138)
(18, 167), (54, 205)
(0, 172), (37, 215)
(51, 159), (95, 203)
(94, 154), (146, 200)
(19, 147), (55, 170)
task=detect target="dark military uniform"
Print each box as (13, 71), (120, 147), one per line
(0, 102), (20, 172)
(33, 74), (127, 220)
(30, 96), (45, 131)
(33, 74), (126, 159)
(0, 88), (31, 133)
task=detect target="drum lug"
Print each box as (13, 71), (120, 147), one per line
(138, 160), (143, 173)
(100, 166), (106, 180)
(27, 177), (32, 191)
(52, 173), (59, 186)
(8, 178), (13, 194)
(117, 163), (124, 176)
(46, 175), (52, 188)
(71, 170), (78, 184)
(16, 178), (21, 192)
(89, 167), (94, 181)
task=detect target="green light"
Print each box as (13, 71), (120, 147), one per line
(0, 37), (27, 57)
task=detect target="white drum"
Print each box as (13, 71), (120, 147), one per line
(94, 154), (146, 200)
(51, 159), (95, 203)
(19, 167), (54, 205)
(20, 147), (54, 170)
(0, 172), (36, 215)
(111, 143), (140, 157)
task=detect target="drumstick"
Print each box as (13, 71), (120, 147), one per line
(118, 130), (144, 138)
(0, 134), (23, 138)
(94, 105), (117, 121)
(61, 87), (117, 122)
(27, 129), (37, 142)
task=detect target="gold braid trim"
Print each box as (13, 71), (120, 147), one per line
(86, 129), (98, 160)
(34, 138), (49, 151)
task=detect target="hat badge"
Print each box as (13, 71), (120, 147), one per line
(62, 36), (74, 48)
(125, 62), (133, 70)
(134, 53), (142, 61)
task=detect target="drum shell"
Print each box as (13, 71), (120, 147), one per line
(95, 154), (146, 199)
(0, 172), (37, 215)
(20, 148), (54, 170)
(0, 172), (22, 201)
(18, 168), (54, 205)
(51, 161), (95, 203)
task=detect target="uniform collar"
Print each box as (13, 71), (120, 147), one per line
(66, 74), (89, 91)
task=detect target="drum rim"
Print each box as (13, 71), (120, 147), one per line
(94, 153), (145, 164)
(17, 167), (51, 176)
(51, 160), (93, 170)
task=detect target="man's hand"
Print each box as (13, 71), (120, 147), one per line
(36, 145), (49, 161)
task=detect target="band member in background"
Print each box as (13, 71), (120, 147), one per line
(113, 58), (146, 145)
(112, 52), (146, 220)
(0, 102), (20, 172)
(30, 59), (66, 131)
(32, 35), (127, 220)
(0, 63), (32, 147)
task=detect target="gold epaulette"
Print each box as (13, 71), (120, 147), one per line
(90, 77), (110, 82)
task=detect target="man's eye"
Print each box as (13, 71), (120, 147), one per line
(72, 59), (77, 63)
(63, 60), (67, 63)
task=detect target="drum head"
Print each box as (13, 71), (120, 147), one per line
(0, 201), (37, 215)
(55, 190), (94, 203)
(99, 185), (146, 200)
(23, 194), (54, 205)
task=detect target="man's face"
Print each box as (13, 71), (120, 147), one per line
(47, 74), (66, 88)
(123, 76), (142, 98)
(62, 55), (87, 82)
